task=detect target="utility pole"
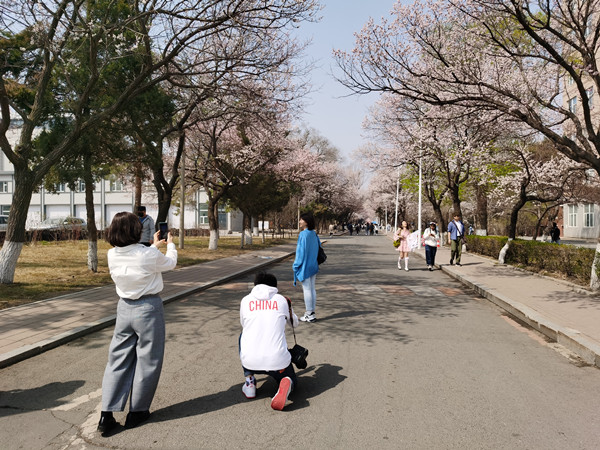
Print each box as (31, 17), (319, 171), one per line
(179, 148), (185, 250)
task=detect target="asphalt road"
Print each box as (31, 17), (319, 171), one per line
(1, 235), (600, 449)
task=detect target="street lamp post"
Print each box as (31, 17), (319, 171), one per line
(418, 151), (422, 239)
(394, 165), (400, 231)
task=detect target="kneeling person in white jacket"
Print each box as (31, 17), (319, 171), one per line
(239, 272), (299, 410)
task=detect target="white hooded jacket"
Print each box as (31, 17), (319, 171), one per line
(239, 284), (299, 371)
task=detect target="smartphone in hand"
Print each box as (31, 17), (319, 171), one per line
(158, 222), (168, 241)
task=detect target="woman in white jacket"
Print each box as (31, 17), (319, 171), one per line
(423, 222), (440, 271)
(98, 212), (177, 436)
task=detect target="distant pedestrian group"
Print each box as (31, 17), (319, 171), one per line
(391, 214), (468, 271)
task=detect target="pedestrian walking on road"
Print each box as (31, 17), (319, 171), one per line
(293, 212), (320, 323)
(550, 222), (561, 244)
(423, 222), (440, 270)
(448, 213), (465, 266)
(137, 205), (155, 247)
(239, 272), (299, 411)
(394, 220), (411, 271)
(98, 212), (177, 436)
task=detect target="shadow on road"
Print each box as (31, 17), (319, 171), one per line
(0, 380), (86, 417)
(150, 363), (346, 421)
(286, 363), (347, 411)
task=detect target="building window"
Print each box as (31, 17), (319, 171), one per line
(568, 96), (577, 113)
(586, 87), (594, 109)
(0, 181), (8, 193)
(109, 179), (124, 192)
(567, 75), (574, 86)
(198, 203), (209, 225)
(0, 205), (9, 215)
(584, 204), (594, 228)
(77, 180), (86, 192)
(568, 204), (578, 227)
(197, 202), (227, 226)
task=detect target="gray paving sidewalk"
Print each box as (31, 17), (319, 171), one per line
(0, 243), (296, 368)
(412, 243), (600, 368)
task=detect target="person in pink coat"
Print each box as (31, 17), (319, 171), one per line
(394, 220), (411, 271)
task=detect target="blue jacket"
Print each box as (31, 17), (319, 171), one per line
(293, 229), (320, 285)
(448, 220), (465, 241)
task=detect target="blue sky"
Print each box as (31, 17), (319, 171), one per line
(293, 1), (398, 162)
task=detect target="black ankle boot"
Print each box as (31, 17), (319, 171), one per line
(97, 411), (118, 435)
(124, 410), (151, 429)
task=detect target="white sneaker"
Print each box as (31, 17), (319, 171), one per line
(405, 267), (409, 271)
(300, 312), (316, 322)
(242, 378), (256, 398)
(271, 377), (292, 410)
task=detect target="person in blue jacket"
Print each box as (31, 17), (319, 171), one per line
(293, 212), (321, 323)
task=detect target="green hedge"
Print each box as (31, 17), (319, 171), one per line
(464, 235), (596, 285)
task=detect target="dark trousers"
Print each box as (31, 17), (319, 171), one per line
(425, 245), (437, 266)
(242, 363), (297, 391)
(239, 334), (297, 390)
(450, 239), (462, 263)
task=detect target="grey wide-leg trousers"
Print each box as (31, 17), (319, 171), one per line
(101, 295), (165, 412)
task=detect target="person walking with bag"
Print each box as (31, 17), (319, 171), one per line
(97, 212), (177, 436)
(293, 212), (320, 323)
(423, 222), (440, 271)
(447, 213), (465, 266)
(394, 220), (411, 271)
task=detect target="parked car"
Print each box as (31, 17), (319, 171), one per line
(0, 215), (7, 231)
(28, 217), (88, 240)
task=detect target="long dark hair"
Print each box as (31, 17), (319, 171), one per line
(106, 212), (142, 247)
(300, 212), (315, 230)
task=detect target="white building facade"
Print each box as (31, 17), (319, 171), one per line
(561, 70), (600, 240)
(1, 123), (243, 232)
(562, 202), (600, 239)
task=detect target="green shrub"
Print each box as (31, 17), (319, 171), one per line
(464, 235), (595, 285)
(464, 235), (508, 258)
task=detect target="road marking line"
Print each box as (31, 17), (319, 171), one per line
(49, 388), (102, 411)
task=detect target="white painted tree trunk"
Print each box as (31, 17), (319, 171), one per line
(209, 229), (219, 250)
(245, 227), (252, 245)
(498, 238), (512, 264)
(590, 241), (600, 291)
(0, 241), (24, 283)
(87, 240), (98, 273)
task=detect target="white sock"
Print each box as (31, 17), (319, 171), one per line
(246, 376), (255, 384)
(405, 257), (409, 268)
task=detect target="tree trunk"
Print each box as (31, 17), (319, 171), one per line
(153, 173), (173, 225)
(134, 165), (142, 211)
(244, 214), (252, 245)
(0, 172), (36, 283)
(84, 154), (98, 272)
(499, 238), (512, 264)
(152, 136), (182, 224)
(590, 241), (600, 291)
(475, 183), (488, 232)
(508, 191), (527, 240)
(207, 199), (219, 250)
(240, 212), (246, 249)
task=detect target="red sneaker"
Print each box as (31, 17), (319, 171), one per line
(271, 377), (292, 411)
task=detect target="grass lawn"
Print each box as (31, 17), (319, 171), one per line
(0, 236), (293, 310)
